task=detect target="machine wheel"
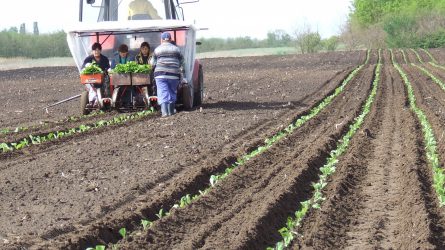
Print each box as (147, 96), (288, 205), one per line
(181, 83), (194, 110)
(80, 91), (90, 115)
(102, 75), (111, 98)
(193, 65), (203, 106)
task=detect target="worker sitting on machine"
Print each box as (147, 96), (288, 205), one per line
(128, 0), (161, 20)
(81, 42), (111, 108)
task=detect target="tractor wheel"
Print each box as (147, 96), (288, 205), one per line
(193, 65), (203, 106)
(181, 83), (194, 110)
(80, 91), (90, 115)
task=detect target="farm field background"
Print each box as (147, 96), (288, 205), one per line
(2, 48), (445, 249)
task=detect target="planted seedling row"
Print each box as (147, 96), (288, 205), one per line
(421, 48), (438, 64)
(0, 109), (109, 136)
(267, 49), (382, 250)
(83, 50), (371, 250)
(410, 48), (424, 64)
(392, 50), (445, 206)
(0, 109), (155, 153)
(412, 63), (445, 92)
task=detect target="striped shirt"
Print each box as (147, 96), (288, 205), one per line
(150, 42), (184, 80)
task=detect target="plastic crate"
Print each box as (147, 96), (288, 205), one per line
(80, 73), (103, 84)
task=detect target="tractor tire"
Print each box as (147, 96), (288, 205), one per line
(181, 83), (194, 110)
(80, 91), (91, 115)
(193, 65), (203, 106)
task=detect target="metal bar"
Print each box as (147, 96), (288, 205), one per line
(43, 94), (81, 110)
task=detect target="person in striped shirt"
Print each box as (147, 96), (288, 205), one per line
(150, 32), (184, 117)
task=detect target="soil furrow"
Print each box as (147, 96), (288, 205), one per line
(0, 52), (365, 249)
(405, 49), (422, 64)
(393, 49), (407, 65)
(116, 64), (376, 249)
(417, 49), (434, 63)
(402, 64), (445, 169)
(294, 63), (445, 249)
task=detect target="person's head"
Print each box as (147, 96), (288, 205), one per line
(118, 44), (129, 57)
(140, 42), (150, 56)
(161, 32), (171, 43)
(91, 42), (102, 57)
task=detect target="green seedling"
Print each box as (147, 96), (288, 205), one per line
(118, 227), (126, 239)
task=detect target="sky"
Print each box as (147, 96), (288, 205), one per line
(1, 0), (353, 39)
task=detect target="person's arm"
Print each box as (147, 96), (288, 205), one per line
(149, 52), (157, 66)
(81, 56), (92, 69)
(101, 55), (111, 73)
(110, 57), (117, 69)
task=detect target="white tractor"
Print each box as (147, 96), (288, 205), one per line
(65, 0), (203, 114)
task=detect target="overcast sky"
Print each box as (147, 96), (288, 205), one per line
(1, 0), (353, 39)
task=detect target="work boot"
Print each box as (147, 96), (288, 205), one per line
(160, 103), (168, 117)
(167, 103), (176, 115)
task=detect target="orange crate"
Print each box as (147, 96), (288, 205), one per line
(80, 73), (103, 84)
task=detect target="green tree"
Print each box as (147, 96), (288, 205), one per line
(322, 36), (339, 51)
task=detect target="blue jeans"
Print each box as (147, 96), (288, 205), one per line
(155, 78), (180, 105)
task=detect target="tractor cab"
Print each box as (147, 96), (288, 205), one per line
(66, 0), (203, 113)
(78, 0), (185, 22)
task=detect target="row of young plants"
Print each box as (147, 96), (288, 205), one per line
(400, 49), (408, 64)
(0, 110), (107, 135)
(391, 50), (445, 206)
(0, 109), (155, 153)
(421, 48), (438, 64)
(84, 51), (371, 250)
(267, 50), (382, 250)
(411, 48), (424, 64)
(412, 63), (445, 92)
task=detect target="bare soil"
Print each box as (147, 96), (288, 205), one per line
(1, 49), (445, 250)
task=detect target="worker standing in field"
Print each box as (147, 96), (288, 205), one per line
(150, 32), (184, 117)
(128, 0), (161, 20)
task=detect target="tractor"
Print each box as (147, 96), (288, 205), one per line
(65, 0), (203, 115)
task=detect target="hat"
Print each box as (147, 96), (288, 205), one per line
(161, 32), (171, 41)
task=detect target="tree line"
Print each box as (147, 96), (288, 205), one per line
(0, 28), (340, 58)
(0, 28), (70, 58)
(347, 0), (445, 48)
(3, 0), (444, 59)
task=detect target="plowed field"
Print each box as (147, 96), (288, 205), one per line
(2, 49), (445, 250)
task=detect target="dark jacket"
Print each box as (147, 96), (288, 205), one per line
(135, 53), (151, 65)
(82, 54), (111, 73)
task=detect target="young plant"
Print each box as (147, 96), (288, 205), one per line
(86, 245), (105, 250)
(81, 62), (103, 75)
(141, 219), (152, 230)
(118, 227), (127, 239)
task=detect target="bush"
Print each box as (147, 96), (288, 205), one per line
(322, 36), (339, 51)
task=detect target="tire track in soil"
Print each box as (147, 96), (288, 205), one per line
(293, 62), (445, 249)
(3, 59), (362, 248)
(116, 64), (377, 249)
(403, 63), (445, 186)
